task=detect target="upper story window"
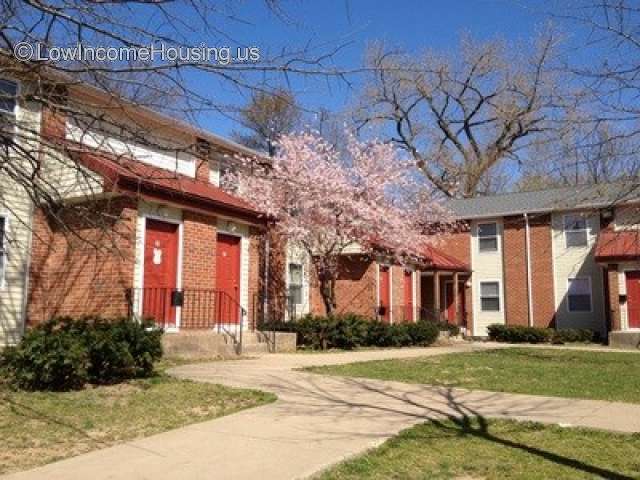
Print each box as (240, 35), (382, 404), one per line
(564, 214), (588, 248)
(567, 277), (592, 312)
(478, 222), (498, 252)
(0, 79), (17, 116)
(288, 263), (303, 306)
(0, 216), (6, 287)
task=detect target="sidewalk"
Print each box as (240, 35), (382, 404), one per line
(4, 342), (640, 480)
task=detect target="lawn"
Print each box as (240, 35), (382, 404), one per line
(306, 348), (640, 403)
(0, 374), (275, 474)
(319, 418), (640, 480)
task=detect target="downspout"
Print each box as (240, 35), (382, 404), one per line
(263, 232), (270, 325)
(524, 213), (534, 327)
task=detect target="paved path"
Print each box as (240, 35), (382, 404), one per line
(5, 342), (640, 480)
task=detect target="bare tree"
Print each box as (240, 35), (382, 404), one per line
(232, 89), (301, 156)
(355, 31), (568, 198)
(0, 0), (349, 248)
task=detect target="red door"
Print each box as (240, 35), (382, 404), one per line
(143, 219), (179, 327)
(403, 270), (414, 322)
(445, 282), (465, 325)
(379, 265), (391, 323)
(217, 233), (241, 323)
(626, 271), (640, 329)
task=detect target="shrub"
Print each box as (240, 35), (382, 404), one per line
(0, 328), (89, 391)
(430, 320), (461, 336)
(406, 321), (440, 346)
(0, 316), (163, 391)
(551, 328), (596, 344)
(487, 324), (553, 344)
(260, 315), (442, 350)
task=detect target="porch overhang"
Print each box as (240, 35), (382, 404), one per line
(595, 229), (640, 264)
(66, 145), (268, 225)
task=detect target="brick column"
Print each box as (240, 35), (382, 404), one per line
(607, 264), (621, 331)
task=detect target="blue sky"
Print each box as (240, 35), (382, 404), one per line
(192, 0), (562, 137)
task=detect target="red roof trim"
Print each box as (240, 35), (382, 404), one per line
(67, 145), (266, 222)
(595, 229), (640, 263)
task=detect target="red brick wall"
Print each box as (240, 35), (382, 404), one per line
(503, 216), (530, 327)
(27, 197), (137, 324)
(309, 255), (377, 318)
(529, 215), (556, 328)
(607, 265), (621, 331)
(181, 211), (217, 290)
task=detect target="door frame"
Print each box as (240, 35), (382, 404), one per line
(444, 279), (465, 325)
(215, 229), (248, 330)
(137, 214), (184, 332)
(376, 263), (393, 323)
(624, 269), (640, 331)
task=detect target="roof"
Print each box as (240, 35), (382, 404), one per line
(595, 229), (640, 262)
(446, 181), (640, 220)
(69, 147), (264, 220)
(421, 244), (470, 272)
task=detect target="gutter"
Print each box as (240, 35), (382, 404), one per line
(524, 213), (534, 327)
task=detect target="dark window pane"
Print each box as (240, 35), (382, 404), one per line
(0, 79), (17, 114)
(564, 214), (586, 231)
(480, 282), (499, 297)
(481, 297), (500, 311)
(478, 223), (497, 237)
(289, 285), (302, 305)
(565, 230), (588, 247)
(568, 294), (591, 312)
(479, 237), (498, 251)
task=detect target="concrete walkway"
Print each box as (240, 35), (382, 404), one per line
(5, 342), (640, 480)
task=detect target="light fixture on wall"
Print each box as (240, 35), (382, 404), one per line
(226, 220), (237, 232)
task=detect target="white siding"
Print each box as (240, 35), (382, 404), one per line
(0, 81), (40, 345)
(470, 219), (505, 336)
(66, 120), (197, 178)
(551, 211), (606, 333)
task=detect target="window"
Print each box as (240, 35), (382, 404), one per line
(478, 222), (498, 252)
(567, 277), (592, 312)
(0, 216), (6, 286)
(480, 281), (500, 311)
(0, 79), (17, 115)
(288, 263), (303, 305)
(564, 214), (588, 248)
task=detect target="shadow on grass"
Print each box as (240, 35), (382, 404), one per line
(259, 371), (635, 480)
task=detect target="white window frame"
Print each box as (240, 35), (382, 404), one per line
(477, 222), (499, 253)
(0, 213), (8, 290)
(479, 280), (501, 312)
(563, 213), (589, 248)
(287, 262), (304, 306)
(566, 276), (593, 313)
(0, 77), (18, 116)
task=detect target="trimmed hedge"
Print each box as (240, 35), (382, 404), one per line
(487, 324), (597, 344)
(261, 313), (442, 350)
(0, 316), (163, 391)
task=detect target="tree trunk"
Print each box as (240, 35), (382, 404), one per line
(319, 275), (337, 316)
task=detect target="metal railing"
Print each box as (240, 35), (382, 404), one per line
(126, 287), (247, 353)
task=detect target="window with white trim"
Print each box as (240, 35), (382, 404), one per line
(567, 277), (592, 312)
(0, 79), (17, 152)
(480, 281), (500, 311)
(480, 282), (500, 312)
(288, 263), (303, 306)
(564, 214), (588, 248)
(0, 216), (6, 286)
(0, 79), (17, 115)
(478, 222), (498, 252)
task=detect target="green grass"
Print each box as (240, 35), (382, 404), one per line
(0, 375), (275, 474)
(319, 418), (640, 480)
(307, 348), (640, 403)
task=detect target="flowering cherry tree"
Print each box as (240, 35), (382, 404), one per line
(225, 131), (449, 315)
